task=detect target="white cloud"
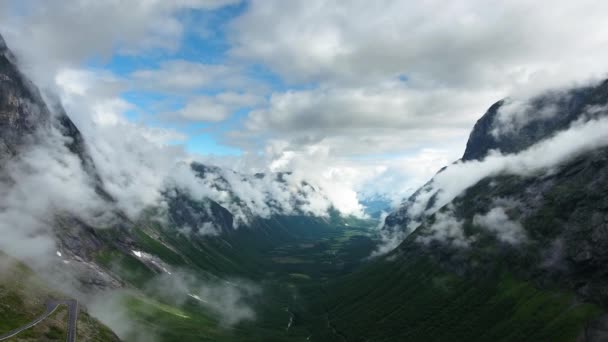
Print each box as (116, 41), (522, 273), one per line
(491, 91), (568, 137)
(167, 157), (363, 227)
(52, 67), (368, 225)
(230, 1), (608, 87)
(173, 92), (262, 122)
(473, 207), (527, 244)
(4, 1), (608, 261)
(0, 0), (240, 86)
(375, 106), (608, 255)
(130, 60), (250, 93)
(418, 114), (608, 217)
(178, 96), (232, 122)
(0, 121), (112, 265)
(55, 67), (188, 219)
(243, 83), (496, 155)
(417, 208), (473, 248)
(225, 0), (608, 194)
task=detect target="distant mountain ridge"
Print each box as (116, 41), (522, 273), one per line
(0, 31), (345, 289)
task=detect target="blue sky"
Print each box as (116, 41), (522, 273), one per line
(3, 0), (604, 203)
(85, 2), (265, 156)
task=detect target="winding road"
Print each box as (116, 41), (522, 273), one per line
(0, 299), (78, 342)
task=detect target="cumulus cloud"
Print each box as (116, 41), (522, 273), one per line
(54, 69), (361, 226)
(417, 208), (473, 248)
(0, 0), (241, 85)
(230, 1), (608, 87)
(130, 60), (253, 94)
(242, 83), (493, 156)
(473, 207), (527, 244)
(3, 0), (608, 278)
(224, 0), (608, 193)
(172, 92), (262, 122)
(50, 65), (370, 229)
(4, 0), (608, 227)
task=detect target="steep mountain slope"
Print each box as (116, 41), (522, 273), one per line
(5, 29), (608, 341)
(0, 33), (50, 157)
(0, 33), (378, 341)
(463, 80), (608, 161)
(304, 79), (608, 341)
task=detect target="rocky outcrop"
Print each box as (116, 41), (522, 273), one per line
(0, 34), (51, 157)
(0, 33), (127, 291)
(166, 189), (235, 235)
(462, 79), (608, 161)
(0, 33), (104, 186)
(386, 78), (608, 234)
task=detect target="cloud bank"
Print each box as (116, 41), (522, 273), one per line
(375, 101), (608, 254)
(473, 207), (527, 245)
(6, 0), (608, 216)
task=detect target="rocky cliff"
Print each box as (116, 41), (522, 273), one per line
(383, 78), (608, 310)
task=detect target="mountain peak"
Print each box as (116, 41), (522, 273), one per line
(0, 33), (6, 51)
(0, 33), (15, 64)
(462, 79), (608, 161)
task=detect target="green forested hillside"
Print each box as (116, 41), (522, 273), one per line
(80, 209), (604, 341)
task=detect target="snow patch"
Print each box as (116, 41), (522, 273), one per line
(188, 293), (209, 304)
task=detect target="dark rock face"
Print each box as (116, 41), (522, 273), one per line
(167, 190), (235, 234)
(386, 78), (608, 234)
(0, 34), (51, 156)
(382, 77), (608, 325)
(461, 100), (503, 161)
(0, 33), (122, 285)
(462, 79), (608, 161)
(0, 33), (98, 176)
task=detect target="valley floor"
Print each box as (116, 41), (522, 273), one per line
(0, 216), (602, 341)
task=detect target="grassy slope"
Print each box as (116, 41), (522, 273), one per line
(0, 255), (119, 341)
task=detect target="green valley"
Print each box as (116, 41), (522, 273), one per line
(74, 212), (603, 341)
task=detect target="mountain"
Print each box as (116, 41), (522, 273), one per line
(463, 80), (608, 161)
(3, 30), (608, 341)
(0, 33), (378, 341)
(0, 33), (51, 157)
(305, 79), (608, 341)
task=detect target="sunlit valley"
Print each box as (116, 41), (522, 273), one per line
(1, 2), (608, 341)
